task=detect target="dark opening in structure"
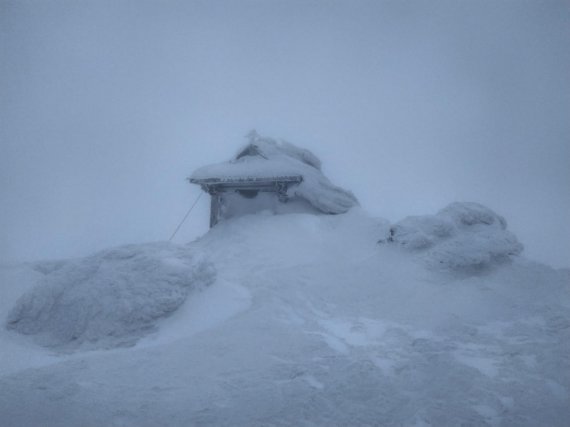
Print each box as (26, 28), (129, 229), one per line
(236, 189), (259, 199)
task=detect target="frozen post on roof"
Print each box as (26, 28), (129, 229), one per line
(189, 131), (359, 227)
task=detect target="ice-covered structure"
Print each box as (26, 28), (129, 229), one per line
(189, 131), (358, 227)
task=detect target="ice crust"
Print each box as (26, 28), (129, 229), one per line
(384, 202), (524, 273)
(6, 242), (215, 350)
(190, 132), (359, 214)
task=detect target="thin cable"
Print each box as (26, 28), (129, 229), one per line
(168, 192), (203, 241)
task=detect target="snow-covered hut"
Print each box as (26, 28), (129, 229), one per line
(189, 131), (358, 227)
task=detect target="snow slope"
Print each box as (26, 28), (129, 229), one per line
(1, 205), (569, 426)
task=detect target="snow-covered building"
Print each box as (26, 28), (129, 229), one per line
(189, 131), (358, 227)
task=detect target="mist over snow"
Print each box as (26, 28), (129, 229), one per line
(1, 0), (569, 268)
(1, 1), (570, 426)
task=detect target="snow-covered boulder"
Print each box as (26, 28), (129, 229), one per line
(438, 201), (508, 229)
(190, 131), (359, 215)
(6, 242), (216, 351)
(384, 202), (523, 273)
(384, 214), (457, 250)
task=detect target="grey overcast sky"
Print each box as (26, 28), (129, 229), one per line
(1, 0), (569, 268)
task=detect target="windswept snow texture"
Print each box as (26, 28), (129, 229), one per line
(6, 243), (215, 351)
(190, 132), (359, 214)
(384, 202), (524, 274)
(1, 206), (569, 426)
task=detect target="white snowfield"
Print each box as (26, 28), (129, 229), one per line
(1, 203), (569, 426)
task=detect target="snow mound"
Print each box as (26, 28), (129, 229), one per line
(6, 242), (215, 351)
(384, 202), (523, 273)
(190, 131), (359, 214)
(1, 208), (569, 426)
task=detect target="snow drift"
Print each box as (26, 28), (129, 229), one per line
(190, 131), (359, 214)
(6, 242), (215, 351)
(382, 202), (524, 273)
(1, 203), (569, 426)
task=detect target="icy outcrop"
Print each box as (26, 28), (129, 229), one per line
(190, 131), (359, 214)
(384, 202), (524, 273)
(6, 242), (215, 351)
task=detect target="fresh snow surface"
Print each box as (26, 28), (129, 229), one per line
(190, 132), (359, 214)
(1, 204), (569, 426)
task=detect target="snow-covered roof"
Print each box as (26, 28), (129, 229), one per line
(189, 131), (358, 214)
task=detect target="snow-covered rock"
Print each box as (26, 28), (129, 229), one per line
(6, 242), (215, 351)
(384, 202), (524, 273)
(439, 201), (508, 229)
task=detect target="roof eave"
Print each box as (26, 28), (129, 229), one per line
(188, 175), (303, 185)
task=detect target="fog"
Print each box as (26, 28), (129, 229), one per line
(1, 0), (569, 268)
